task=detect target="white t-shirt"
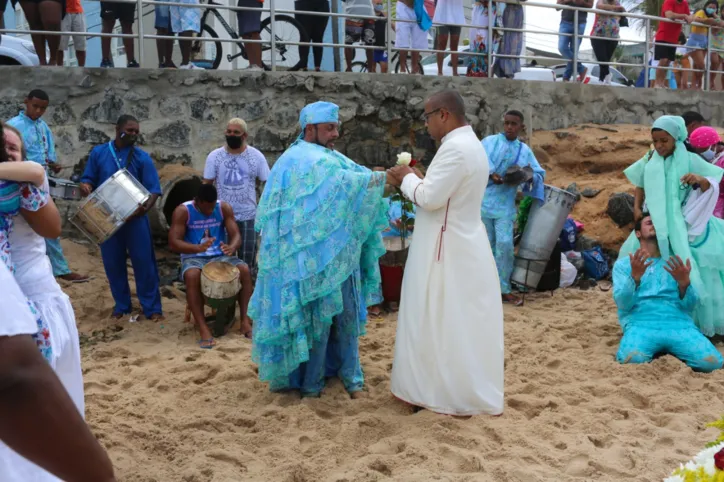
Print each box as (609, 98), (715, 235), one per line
(0, 262), (37, 337)
(203, 146), (271, 222)
(433, 0), (466, 26)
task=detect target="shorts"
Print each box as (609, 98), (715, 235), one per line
(180, 255), (247, 279)
(59, 13), (87, 51)
(154, 4), (172, 30)
(345, 19), (375, 45)
(236, 0), (262, 35)
(395, 1), (428, 50)
(437, 25), (461, 35)
(170, 0), (201, 33)
(373, 49), (388, 63)
(653, 43), (676, 62)
(100, 1), (137, 23)
(686, 33), (708, 50)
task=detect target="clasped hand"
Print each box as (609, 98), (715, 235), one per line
(385, 165), (423, 187)
(630, 248), (691, 288)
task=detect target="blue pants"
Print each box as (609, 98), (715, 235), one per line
(278, 275), (364, 396)
(99, 215), (162, 317)
(483, 216), (514, 295)
(617, 324), (723, 373)
(45, 238), (71, 277)
(558, 20), (586, 80)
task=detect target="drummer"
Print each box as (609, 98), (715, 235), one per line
(168, 183), (253, 348)
(481, 110), (546, 306)
(79, 114), (164, 321)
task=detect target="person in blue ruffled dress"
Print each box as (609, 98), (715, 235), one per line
(250, 101), (390, 398)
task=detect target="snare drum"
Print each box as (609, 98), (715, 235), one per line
(71, 169), (150, 245)
(48, 177), (82, 201)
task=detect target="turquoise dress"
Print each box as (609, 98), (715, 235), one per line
(619, 116), (724, 336)
(613, 257), (722, 372)
(251, 139), (387, 395)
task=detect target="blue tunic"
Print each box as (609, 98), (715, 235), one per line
(613, 256), (723, 372)
(81, 142), (163, 317)
(181, 200), (225, 260)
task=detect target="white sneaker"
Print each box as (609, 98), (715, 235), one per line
(244, 65), (263, 72)
(179, 63), (204, 70)
(603, 73), (612, 84)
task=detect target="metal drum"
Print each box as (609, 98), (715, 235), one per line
(71, 169), (150, 245)
(511, 185), (577, 289)
(48, 177), (81, 201)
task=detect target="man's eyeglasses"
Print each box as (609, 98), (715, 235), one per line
(422, 108), (443, 121)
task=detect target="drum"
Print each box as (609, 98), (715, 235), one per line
(70, 169), (150, 245)
(48, 177), (82, 201)
(201, 261), (241, 301)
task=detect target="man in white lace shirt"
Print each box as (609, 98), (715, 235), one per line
(203, 118), (270, 280)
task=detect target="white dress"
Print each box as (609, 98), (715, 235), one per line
(0, 216), (85, 482)
(390, 126), (505, 416)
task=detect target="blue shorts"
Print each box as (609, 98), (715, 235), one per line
(180, 255), (247, 279)
(373, 49), (388, 63)
(687, 33), (708, 50)
(155, 4), (171, 30)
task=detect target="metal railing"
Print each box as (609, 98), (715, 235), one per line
(1, 0), (723, 90)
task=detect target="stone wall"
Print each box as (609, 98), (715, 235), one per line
(1, 66), (723, 174)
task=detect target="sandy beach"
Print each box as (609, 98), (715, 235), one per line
(58, 124), (724, 481)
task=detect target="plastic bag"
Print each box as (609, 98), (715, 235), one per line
(560, 253), (577, 288)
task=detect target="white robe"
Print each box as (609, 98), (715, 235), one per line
(390, 125), (504, 416)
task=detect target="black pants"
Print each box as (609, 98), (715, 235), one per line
(295, 0), (329, 69)
(591, 37), (619, 81)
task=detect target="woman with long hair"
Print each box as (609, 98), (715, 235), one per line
(19, 0), (65, 65)
(589, 0), (625, 83)
(685, 0), (723, 89)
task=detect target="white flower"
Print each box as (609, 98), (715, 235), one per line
(397, 152), (412, 166)
(663, 475), (684, 482)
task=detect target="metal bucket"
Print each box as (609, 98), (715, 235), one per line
(71, 169), (150, 245)
(511, 185), (577, 289)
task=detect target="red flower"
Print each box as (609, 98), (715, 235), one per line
(714, 448), (724, 471)
(20, 185), (31, 198)
(409, 159), (417, 168)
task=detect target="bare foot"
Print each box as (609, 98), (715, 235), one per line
(58, 272), (91, 283)
(147, 313), (165, 322)
(502, 293), (523, 306)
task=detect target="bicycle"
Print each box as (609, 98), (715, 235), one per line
(349, 42), (424, 74)
(191, 0), (310, 71)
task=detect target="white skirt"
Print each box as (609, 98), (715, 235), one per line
(0, 292), (84, 482)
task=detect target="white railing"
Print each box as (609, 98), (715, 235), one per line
(0, 0), (721, 90)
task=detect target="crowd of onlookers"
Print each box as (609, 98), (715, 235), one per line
(1, 0), (724, 87)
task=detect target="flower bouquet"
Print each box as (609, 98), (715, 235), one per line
(664, 418), (724, 481)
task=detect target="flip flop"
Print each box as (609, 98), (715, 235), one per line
(502, 295), (524, 307)
(198, 338), (216, 349)
(599, 281), (612, 292)
(367, 311), (384, 321)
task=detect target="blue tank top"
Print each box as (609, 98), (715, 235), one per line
(181, 201), (225, 260)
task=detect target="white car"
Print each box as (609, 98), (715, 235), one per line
(421, 47), (556, 81)
(0, 35), (40, 66)
(551, 62), (633, 87)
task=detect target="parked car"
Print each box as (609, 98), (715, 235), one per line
(421, 47), (556, 81)
(0, 35), (40, 66)
(551, 62), (633, 87)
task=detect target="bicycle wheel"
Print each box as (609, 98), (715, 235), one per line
(393, 57), (425, 75)
(191, 24), (223, 70)
(350, 61), (369, 73)
(260, 15), (309, 71)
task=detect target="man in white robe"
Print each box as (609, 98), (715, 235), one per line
(387, 90), (504, 416)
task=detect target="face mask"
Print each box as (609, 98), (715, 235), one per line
(226, 135), (243, 149)
(374, 4), (384, 11)
(706, 7), (717, 15)
(121, 133), (137, 146)
(701, 148), (716, 161)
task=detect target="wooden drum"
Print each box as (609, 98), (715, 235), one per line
(201, 261), (241, 301)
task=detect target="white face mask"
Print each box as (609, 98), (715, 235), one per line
(701, 148), (716, 161)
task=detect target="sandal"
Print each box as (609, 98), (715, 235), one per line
(198, 338), (216, 349)
(598, 280), (612, 292)
(502, 294), (524, 306)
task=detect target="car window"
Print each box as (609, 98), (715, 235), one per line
(610, 68), (628, 85)
(553, 65), (566, 78)
(421, 55), (437, 66)
(447, 55), (470, 67)
(590, 65), (600, 77)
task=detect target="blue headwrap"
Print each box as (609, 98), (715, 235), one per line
(652, 115), (688, 143)
(299, 101), (339, 130)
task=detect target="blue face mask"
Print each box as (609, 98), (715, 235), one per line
(374, 4), (384, 11)
(706, 7), (717, 15)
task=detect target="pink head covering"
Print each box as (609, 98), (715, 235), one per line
(689, 126), (721, 149)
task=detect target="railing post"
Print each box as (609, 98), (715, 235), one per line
(331, 0), (341, 71)
(572, 8), (578, 81)
(643, 18), (650, 87)
(137, 0), (145, 66)
(487, 1), (493, 77)
(269, 0), (277, 71)
(705, 27), (711, 91)
(386, 0), (392, 71)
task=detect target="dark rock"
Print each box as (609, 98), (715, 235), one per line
(565, 182), (581, 201)
(253, 125), (285, 151)
(81, 91), (124, 123)
(606, 192), (635, 227)
(159, 97), (186, 117)
(344, 142), (391, 165)
(379, 101), (405, 123)
(414, 129), (436, 158)
(152, 152), (192, 165)
(581, 187), (602, 198)
(152, 121), (191, 148)
(54, 131), (75, 155)
(230, 98), (271, 122)
(555, 132), (570, 139)
(190, 98), (220, 123)
(575, 235), (600, 251)
(268, 101), (300, 130)
(50, 103), (76, 125)
(130, 103), (150, 121)
(78, 125), (111, 145)
(0, 101), (18, 121)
